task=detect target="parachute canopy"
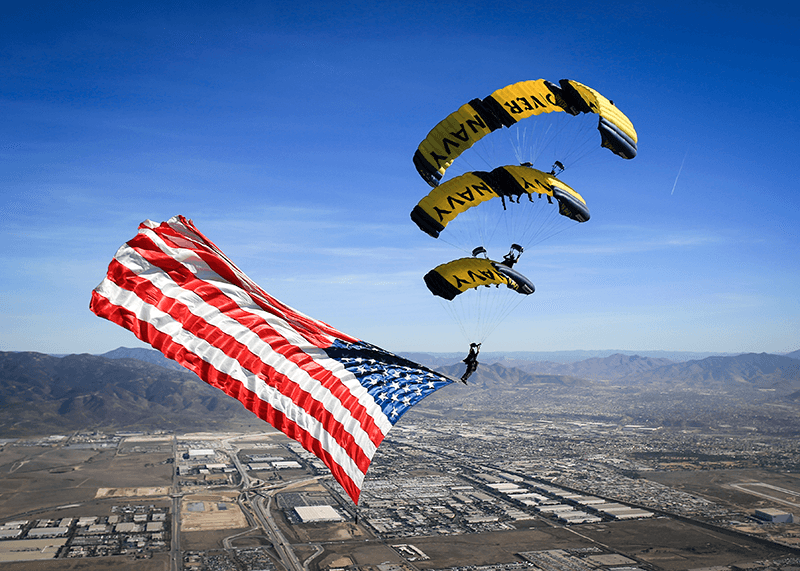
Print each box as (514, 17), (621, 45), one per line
(424, 256), (535, 301)
(411, 164), (589, 239)
(90, 215), (454, 504)
(413, 78), (638, 187)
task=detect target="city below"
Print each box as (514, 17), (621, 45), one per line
(1, 416), (799, 571)
(0, 349), (798, 571)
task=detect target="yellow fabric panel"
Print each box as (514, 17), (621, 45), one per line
(487, 79), (565, 123)
(501, 166), (587, 205)
(563, 80), (638, 144)
(433, 257), (509, 294)
(416, 101), (494, 179)
(416, 172), (496, 229)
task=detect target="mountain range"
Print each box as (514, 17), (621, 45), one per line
(0, 348), (797, 437)
(0, 351), (256, 437)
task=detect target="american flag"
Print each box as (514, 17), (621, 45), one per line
(90, 216), (453, 503)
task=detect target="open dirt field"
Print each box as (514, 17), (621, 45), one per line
(643, 468), (800, 511)
(182, 529), (251, 550)
(180, 493), (247, 531)
(313, 517), (798, 571)
(0, 445), (173, 520)
(95, 486), (170, 498)
(2, 552), (170, 571)
(577, 518), (795, 571)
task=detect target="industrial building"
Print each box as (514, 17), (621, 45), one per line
(755, 508), (794, 523)
(294, 505), (343, 523)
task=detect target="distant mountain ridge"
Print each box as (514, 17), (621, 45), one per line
(400, 349), (742, 367)
(101, 347), (799, 387)
(1, 349), (797, 437)
(614, 352), (800, 388)
(101, 347), (187, 371)
(0, 351), (256, 436)
(490, 353), (676, 381)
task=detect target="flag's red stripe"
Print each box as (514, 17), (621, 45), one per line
(131, 230), (338, 349)
(113, 240), (386, 444)
(170, 217), (360, 343)
(147, 220), (358, 345)
(149, 227), (358, 347)
(90, 291), (366, 503)
(102, 259), (378, 471)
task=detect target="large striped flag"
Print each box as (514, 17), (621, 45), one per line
(90, 215), (454, 503)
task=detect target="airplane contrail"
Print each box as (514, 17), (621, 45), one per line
(671, 149), (689, 195)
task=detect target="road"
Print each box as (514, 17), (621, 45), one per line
(170, 435), (181, 571)
(168, 432), (322, 571)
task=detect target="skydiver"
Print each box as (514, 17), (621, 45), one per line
(500, 244), (523, 268)
(549, 160), (565, 176)
(461, 342), (481, 383)
(472, 246), (488, 259)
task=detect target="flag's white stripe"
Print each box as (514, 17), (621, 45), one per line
(94, 278), (366, 491)
(125, 234), (393, 436)
(150, 220), (338, 335)
(114, 244), (382, 456)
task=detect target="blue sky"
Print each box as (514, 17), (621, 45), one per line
(2, 0), (798, 356)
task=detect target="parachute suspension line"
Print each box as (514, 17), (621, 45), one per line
(505, 122), (553, 174)
(541, 113), (604, 173)
(437, 282), (530, 346)
(437, 234), (475, 256)
(494, 192), (575, 251)
(452, 129), (501, 177)
(437, 197), (505, 256)
(436, 296), (473, 344)
(478, 290), (528, 344)
(475, 282), (529, 345)
(498, 113), (605, 177)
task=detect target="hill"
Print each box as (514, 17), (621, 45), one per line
(614, 352), (800, 389)
(0, 351), (257, 437)
(2, 349), (798, 437)
(100, 346), (187, 371)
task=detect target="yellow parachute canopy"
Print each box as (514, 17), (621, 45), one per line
(413, 78), (638, 187)
(424, 257), (535, 301)
(411, 165), (589, 239)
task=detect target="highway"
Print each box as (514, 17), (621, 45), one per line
(170, 435), (182, 571)
(168, 433), (323, 571)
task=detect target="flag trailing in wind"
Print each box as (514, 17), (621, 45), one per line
(90, 215), (453, 503)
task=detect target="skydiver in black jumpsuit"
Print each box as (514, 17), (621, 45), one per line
(461, 342), (481, 383)
(500, 244), (523, 268)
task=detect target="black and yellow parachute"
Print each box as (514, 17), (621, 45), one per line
(413, 79), (637, 187)
(424, 257), (535, 301)
(423, 256), (535, 343)
(411, 165), (589, 240)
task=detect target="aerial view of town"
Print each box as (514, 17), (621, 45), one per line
(1, 349), (798, 571)
(5, 1), (799, 570)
